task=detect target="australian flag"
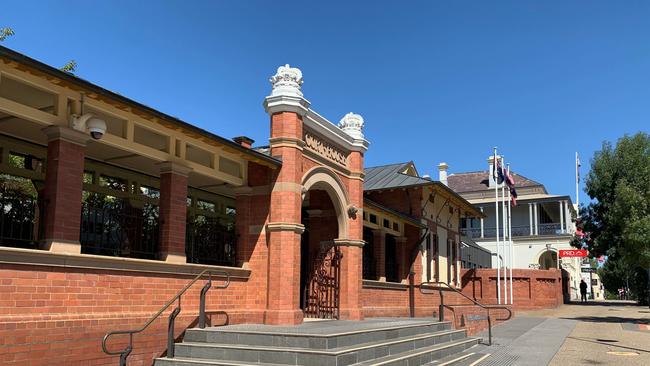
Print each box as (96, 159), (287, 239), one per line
(493, 159), (505, 185)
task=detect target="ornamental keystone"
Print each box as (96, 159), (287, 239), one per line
(338, 112), (365, 140)
(269, 64), (304, 97)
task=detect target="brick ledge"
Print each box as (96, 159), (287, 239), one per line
(0, 246), (251, 279)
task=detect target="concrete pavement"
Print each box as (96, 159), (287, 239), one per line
(465, 300), (650, 365)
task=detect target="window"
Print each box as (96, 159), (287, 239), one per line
(383, 218), (390, 229)
(369, 214), (377, 224)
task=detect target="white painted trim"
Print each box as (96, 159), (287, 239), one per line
(304, 109), (369, 152)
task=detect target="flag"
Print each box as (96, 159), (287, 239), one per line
(505, 165), (515, 187)
(496, 159), (505, 185)
(492, 152), (499, 181)
(510, 186), (518, 206)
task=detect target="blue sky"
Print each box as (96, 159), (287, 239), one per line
(2, 1), (649, 204)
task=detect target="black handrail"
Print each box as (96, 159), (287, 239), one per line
(419, 281), (512, 346)
(101, 269), (230, 365)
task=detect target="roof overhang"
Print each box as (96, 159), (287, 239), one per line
(0, 45), (281, 169)
(364, 198), (426, 228)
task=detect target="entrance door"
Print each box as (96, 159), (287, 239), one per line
(302, 242), (342, 319)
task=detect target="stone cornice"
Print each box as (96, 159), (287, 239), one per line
(304, 109), (369, 153)
(266, 222), (305, 234)
(264, 95), (311, 116)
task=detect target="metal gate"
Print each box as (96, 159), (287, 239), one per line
(303, 243), (342, 319)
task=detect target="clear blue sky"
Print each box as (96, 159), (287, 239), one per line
(2, 1), (649, 204)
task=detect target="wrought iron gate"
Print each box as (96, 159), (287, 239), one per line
(303, 243), (342, 319)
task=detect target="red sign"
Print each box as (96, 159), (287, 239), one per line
(559, 249), (588, 258)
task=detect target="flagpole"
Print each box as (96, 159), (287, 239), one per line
(507, 163), (514, 305)
(493, 147), (501, 305)
(575, 152), (580, 215)
(501, 157), (508, 304)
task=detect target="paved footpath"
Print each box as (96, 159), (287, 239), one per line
(449, 300), (650, 365)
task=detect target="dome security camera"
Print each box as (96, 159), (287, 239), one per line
(86, 117), (107, 140)
(71, 113), (107, 140)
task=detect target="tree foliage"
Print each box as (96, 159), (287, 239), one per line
(1, 27), (78, 74)
(60, 60), (77, 74)
(576, 132), (650, 265)
(576, 132), (650, 301)
(0, 27), (15, 41)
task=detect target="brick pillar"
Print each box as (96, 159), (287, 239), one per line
(265, 110), (306, 325)
(158, 162), (191, 263)
(338, 150), (365, 321)
(236, 162), (272, 313)
(41, 126), (88, 253)
(373, 229), (386, 281)
(263, 64), (311, 325)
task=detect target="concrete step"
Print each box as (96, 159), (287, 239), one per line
(427, 347), (491, 366)
(184, 321), (452, 350)
(154, 358), (286, 366)
(172, 329), (468, 365)
(348, 338), (480, 366)
(155, 338), (480, 366)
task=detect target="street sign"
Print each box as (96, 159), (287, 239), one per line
(559, 249), (588, 258)
(581, 268), (596, 273)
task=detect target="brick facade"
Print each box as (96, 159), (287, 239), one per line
(41, 127), (87, 251)
(0, 263), (255, 366)
(158, 163), (191, 263)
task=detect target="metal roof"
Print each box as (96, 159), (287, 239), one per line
(447, 171), (544, 193)
(364, 162), (432, 191)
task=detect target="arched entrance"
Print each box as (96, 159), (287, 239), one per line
(538, 250), (558, 269)
(300, 168), (349, 319)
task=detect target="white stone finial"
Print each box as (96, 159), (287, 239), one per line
(338, 112), (365, 140)
(269, 64), (303, 97)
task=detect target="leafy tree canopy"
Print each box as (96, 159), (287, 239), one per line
(0, 27), (15, 41)
(576, 132), (650, 268)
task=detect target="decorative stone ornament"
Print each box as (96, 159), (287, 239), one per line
(338, 112), (365, 140)
(269, 64), (304, 97)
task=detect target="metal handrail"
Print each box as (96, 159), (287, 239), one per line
(102, 269), (230, 365)
(419, 281), (512, 346)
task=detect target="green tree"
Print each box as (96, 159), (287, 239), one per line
(577, 133), (650, 263)
(60, 60), (77, 74)
(576, 132), (650, 302)
(0, 27), (15, 41)
(1, 27), (78, 74)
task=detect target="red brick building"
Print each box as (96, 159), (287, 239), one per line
(0, 47), (563, 365)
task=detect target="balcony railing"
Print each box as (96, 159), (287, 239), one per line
(461, 223), (569, 239)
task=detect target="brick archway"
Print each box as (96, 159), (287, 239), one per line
(301, 166), (350, 240)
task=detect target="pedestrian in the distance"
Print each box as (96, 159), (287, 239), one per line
(580, 279), (588, 303)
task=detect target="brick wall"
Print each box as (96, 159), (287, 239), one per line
(460, 268), (564, 310)
(0, 263), (256, 366)
(362, 268), (563, 335)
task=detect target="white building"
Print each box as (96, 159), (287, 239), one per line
(443, 157), (583, 301)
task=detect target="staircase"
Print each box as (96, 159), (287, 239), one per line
(154, 318), (479, 366)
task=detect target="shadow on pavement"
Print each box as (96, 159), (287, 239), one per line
(566, 336), (650, 354)
(564, 300), (640, 307)
(560, 315), (650, 325)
